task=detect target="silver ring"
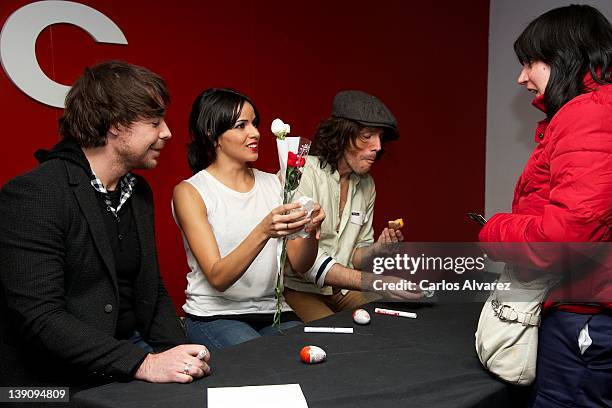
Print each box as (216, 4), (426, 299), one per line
(183, 362), (192, 375)
(197, 349), (207, 360)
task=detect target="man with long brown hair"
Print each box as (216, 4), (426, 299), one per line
(283, 90), (419, 322)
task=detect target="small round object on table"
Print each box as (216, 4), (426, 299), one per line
(300, 345), (327, 364)
(353, 308), (371, 325)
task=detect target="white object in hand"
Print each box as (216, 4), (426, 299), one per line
(287, 196), (315, 240)
(296, 196), (315, 217)
(352, 308), (371, 325)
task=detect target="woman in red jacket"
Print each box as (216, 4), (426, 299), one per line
(479, 5), (612, 407)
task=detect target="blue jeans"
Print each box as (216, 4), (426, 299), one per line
(185, 317), (302, 351)
(530, 311), (612, 407)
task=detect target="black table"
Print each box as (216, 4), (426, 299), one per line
(74, 302), (521, 408)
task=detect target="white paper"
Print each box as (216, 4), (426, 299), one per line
(287, 195), (315, 240)
(208, 383), (308, 408)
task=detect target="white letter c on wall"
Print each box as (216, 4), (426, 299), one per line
(0, 1), (127, 108)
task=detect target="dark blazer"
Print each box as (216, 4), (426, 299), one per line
(0, 145), (185, 387)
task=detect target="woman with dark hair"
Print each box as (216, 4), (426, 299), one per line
(479, 5), (612, 406)
(172, 88), (325, 350)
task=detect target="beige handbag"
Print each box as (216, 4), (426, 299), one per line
(475, 265), (558, 386)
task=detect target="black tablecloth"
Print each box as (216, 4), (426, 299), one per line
(74, 302), (522, 408)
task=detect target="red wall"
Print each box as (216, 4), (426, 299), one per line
(0, 0), (489, 313)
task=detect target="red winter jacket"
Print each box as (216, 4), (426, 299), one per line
(480, 76), (612, 314)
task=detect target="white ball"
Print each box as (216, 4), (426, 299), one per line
(353, 308), (371, 325)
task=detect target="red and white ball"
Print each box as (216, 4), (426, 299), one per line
(300, 345), (326, 364)
(353, 308), (371, 325)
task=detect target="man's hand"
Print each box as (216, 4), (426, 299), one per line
(377, 227), (404, 244)
(352, 228), (405, 271)
(134, 344), (211, 383)
(371, 274), (423, 301)
(371, 227), (404, 257)
(383, 275), (423, 301)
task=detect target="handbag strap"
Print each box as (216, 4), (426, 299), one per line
(491, 299), (541, 326)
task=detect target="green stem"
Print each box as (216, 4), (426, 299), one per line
(273, 236), (288, 328)
(273, 185), (297, 328)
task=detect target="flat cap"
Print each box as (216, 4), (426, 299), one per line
(332, 90), (399, 140)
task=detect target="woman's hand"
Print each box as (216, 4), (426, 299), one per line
(257, 203), (310, 238)
(285, 203), (325, 274)
(304, 203), (325, 239)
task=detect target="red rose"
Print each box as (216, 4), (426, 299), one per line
(287, 152), (306, 167)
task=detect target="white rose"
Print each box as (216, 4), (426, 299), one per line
(271, 118), (290, 139)
(271, 118), (284, 134)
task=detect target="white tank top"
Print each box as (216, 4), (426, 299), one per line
(174, 168), (291, 316)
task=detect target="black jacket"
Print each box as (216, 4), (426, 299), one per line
(0, 140), (185, 387)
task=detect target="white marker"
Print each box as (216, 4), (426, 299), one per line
(375, 307), (417, 319)
(304, 327), (354, 334)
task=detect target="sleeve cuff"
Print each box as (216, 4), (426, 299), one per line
(304, 255), (337, 288)
(355, 241), (373, 249)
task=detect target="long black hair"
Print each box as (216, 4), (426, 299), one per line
(187, 88), (260, 173)
(514, 4), (612, 119)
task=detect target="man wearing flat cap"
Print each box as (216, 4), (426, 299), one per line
(283, 90), (419, 322)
